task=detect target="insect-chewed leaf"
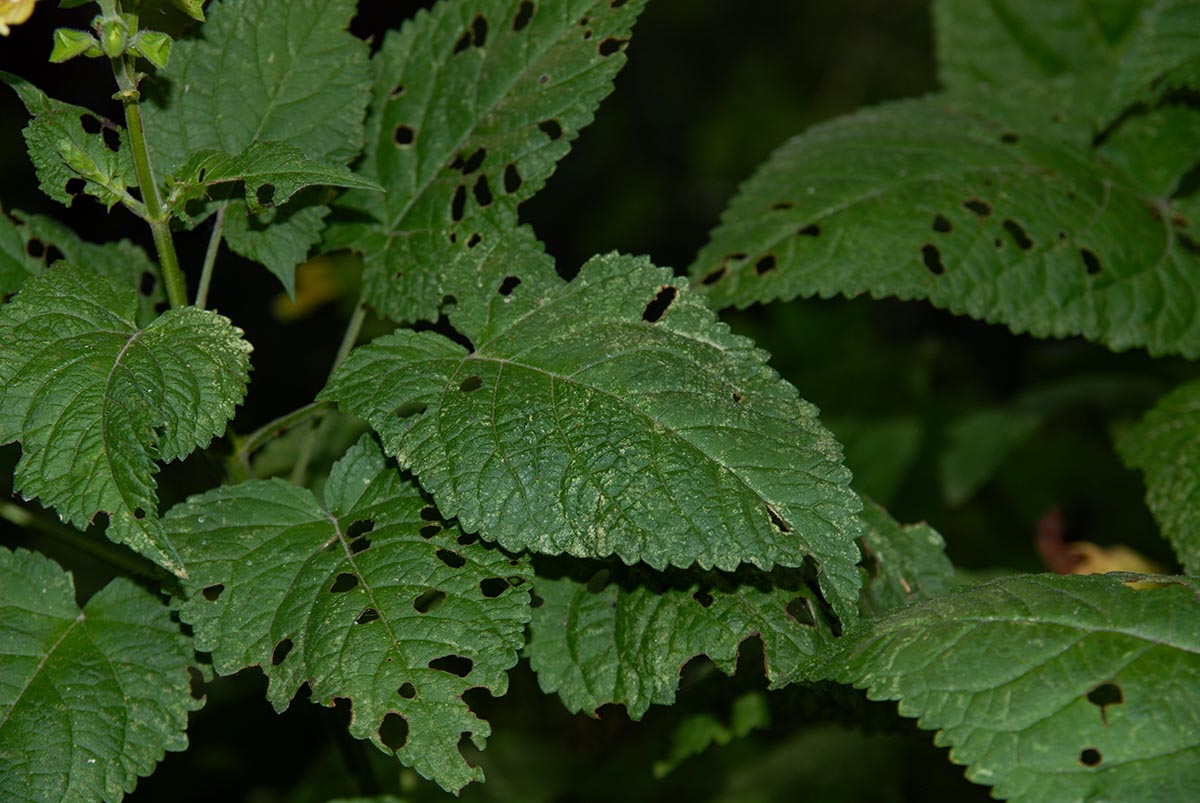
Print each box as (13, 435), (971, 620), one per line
(691, 94), (1200, 358)
(0, 207), (41, 294)
(164, 436), (532, 793)
(1107, 0), (1200, 116)
(809, 573), (1200, 803)
(0, 548), (200, 803)
(0, 267), (252, 576)
(334, 0), (647, 323)
(856, 499), (953, 616)
(322, 253), (863, 623)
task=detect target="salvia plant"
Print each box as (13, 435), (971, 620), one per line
(0, 0), (1198, 801)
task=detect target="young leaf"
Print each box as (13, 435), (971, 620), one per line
(336, 0), (647, 323)
(163, 436), (532, 793)
(1108, 0), (1200, 116)
(652, 692), (769, 778)
(0, 268), (252, 575)
(1118, 379), (1200, 573)
(690, 95), (1200, 358)
(528, 561), (837, 719)
(810, 573), (1200, 803)
(856, 499), (953, 616)
(323, 254), (863, 623)
(222, 203), (331, 297)
(0, 548), (200, 803)
(0, 72), (134, 209)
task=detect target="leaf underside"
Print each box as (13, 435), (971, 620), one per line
(812, 573), (1200, 803)
(323, 253), (864, 623)
(164, 436), (532, 793)
(0, 548), (199, 803)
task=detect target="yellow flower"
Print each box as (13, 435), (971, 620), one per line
(0, 0), (36, 37)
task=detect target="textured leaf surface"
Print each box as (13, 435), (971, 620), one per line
(690, 95), (1200, 358)
(0, 208), (40, 294)
(1119, 379), (1200, 573)
(222, 203), (330, 297)
(337, 0), (646, 322)
(324, 254), (863, 620)
(0, 268), (251, 575)
(164, 437), (532, 792)
(1109, 0), (1200, 114)
(528, 560), (837, 718)
(0, 548), (199, 803)
(1, 72), (134, 208)
(856, 499), (953, 616)
(812, 573), (1200, 803)
(166, 142), (381, 216)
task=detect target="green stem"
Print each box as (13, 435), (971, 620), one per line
(290, 297), (369, 485)
(112, 56), (188, 309)
(0, 501), (162, 581)
(195, 204), (226, 309)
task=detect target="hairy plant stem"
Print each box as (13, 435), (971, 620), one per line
(195, 204), (227, 309)
(111, 54), (188, 309)
(290, 297), (369, 485)
(0, 501), (162, 582)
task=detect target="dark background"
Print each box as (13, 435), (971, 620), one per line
(0, 1), (1186, 800)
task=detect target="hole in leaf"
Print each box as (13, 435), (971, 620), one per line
(859, 541), (881, 580)
(797, 224), (820, 237)
(598, 37), (626, 56)
(154, 300), (169, 314)
(419, 525), (441, 539)
(539, 73), (549, 84)
(271, 638), (294, 665)
(994, 238), (1004, 249)
(25, 238), (45, 258)
(963, 198), (991, 216)
(356, 608), (380, 625)
(202, 584), (224, 601)
(419, 506), (440, 521)
(586, 568), (610, 594)
(101, 127), (120, 153)
(1081, 248), (1101, 275)
(256, 184), (276, 207)
(701, 266), (726, 285)
(350, 537), (371, 554)
(133, 507), (146, 520)
(139, 271), (156, 295)
(394, 124), (415, 146)
(347, 520), (374, 539)
(65, 178), (86, 195)
(398, 682), (417, 699)
(772, 201), (794, 210)
(922, 244), (945, 275)
(504, 163), (522, 193)
(429, 655), (474, 677)
(393, 401), (428, 418)
(451, 185), (467, 222)
(471, 14), (488, 47)
(457, 531), (478, 546)
(330, 573), (358, 594)
(693, 588), (713, 608)
(754, 254), (777, 275)
(766, 505), (792, 533)
(380, 713), (409, 750)
(453, 30), (472, 54)
(1087, 682), (1123, 716)
(460, 375), (483, 392)
(641, 286), (677, 323)
(461, 147), (486, 175)
(611, 0), (628, 6)
(390, 83), (406, 98)
(437, 548), (467, 569)
(499, 275), (521, 295)
(413, 589), (447, 613)
(932, 214), (952, 233)
(786, 596), (816, 626)
(480, 577), (509, 597)
(513, 0), (534, 31)
(1000, 132), (1019, 144)
(81, 114), (101, 134)
(733, 392), (744, 404)
(1003, 219), (1033, 250)
(530, 594), (545, 608)
(466, 232), (482, 248)
(538, 119), (563, 140)
(1080, 748), (1102, 767)
(473, 174), (493, 207)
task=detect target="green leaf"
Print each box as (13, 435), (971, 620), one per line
(0, 72), (134, 209)
(811, 573), (1200, 803)
(323, 253), (864, 622)
(652, 692), (769, 778)
(164, 436), (532, 793)
(1118, 379), (1200, 573)
(527, 560), (838, 719)
(143, 0), (369, 173)
(166, 142), (382, 216)
(1098, 105), (1200, 197)
(0, 548), (200, 803)
(690, 95), (1200, 358)
(940, 407), (1043, 507)
(1108, 0), (1200, 115)
(856, 499), (953, 616)
(222, 201), (330, 297)
(0, 267), (252, 575)
(337, 0), (647, 323)
(0, 208), (41, 295)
